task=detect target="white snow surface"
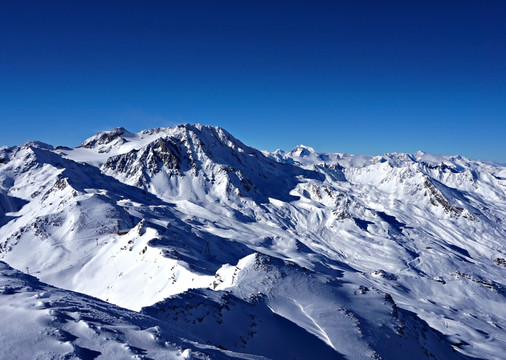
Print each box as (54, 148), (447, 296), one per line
(0, 124), (505, 359)
(0, 260), (261, 359)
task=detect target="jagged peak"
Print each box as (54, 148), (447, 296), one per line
(111, 126), (129, 135)
(165, 123), (255, 158)
(79, 126), (133, 149)
(140, 126), (171, 135)
(290, 144), (317, 156)
(101, 123), (252, 170)
(21, 141), (54, 151)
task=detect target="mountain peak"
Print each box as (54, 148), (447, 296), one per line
(79, 126), (133, 149)
(291, 144), (317, 157)
(21, 141), (54, 151)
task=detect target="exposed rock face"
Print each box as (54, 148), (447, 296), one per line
(102, 137), (182, 186)
(79, 126), (130, 149)
(423, 179), (463, 215)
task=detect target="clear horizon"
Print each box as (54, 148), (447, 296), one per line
(1, 1), (505, 162)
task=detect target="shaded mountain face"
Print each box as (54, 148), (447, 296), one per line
(0, 124), (505, 359)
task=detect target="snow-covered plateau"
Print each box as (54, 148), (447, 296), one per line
(0, 124), (505, 359)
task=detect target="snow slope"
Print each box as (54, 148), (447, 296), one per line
(0, 260), (269, 359)
(1, 124), (505, 359)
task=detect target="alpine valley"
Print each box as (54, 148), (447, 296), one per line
(0, 124), (505, 359)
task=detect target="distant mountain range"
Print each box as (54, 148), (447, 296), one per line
(1, 124), (504, 359)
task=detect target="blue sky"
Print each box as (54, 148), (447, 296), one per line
(1, 1), (505, 162)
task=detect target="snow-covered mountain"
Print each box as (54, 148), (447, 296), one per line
(1, 124), (505, 359)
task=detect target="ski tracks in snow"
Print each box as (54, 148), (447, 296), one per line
(292, 299), (335, 350)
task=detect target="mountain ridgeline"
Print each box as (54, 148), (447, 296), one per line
(0, 124), (505, 359)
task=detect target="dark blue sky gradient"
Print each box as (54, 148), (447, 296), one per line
(1, 1), (505, 161)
